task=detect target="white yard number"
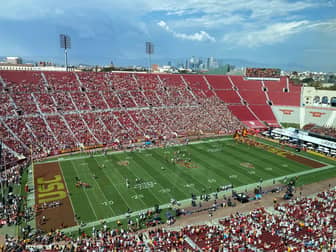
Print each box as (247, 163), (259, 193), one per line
(159, 188), (171, 194)
(102, 201), (114, 206)
(132, 194), (144, 200)
(208, 179), (216, 183)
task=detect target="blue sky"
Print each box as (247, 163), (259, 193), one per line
(0, 0), (335, 71)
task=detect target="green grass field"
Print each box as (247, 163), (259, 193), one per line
(56, 137), (335, 224)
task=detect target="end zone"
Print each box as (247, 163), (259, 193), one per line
(33, 162), (76, 232)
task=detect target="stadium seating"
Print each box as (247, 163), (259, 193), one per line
(303, 124), (336, 139)
(3, 70), (336, 252)
(249, 105), (280, 127)
(0, 70), (305, 165)
(0, 93), (15, 117)
(228, 105), (265, 128)
(0, 70), (45, 93)
(182, 74), (214, 98)
(7, 187), (336, 251)
(264, 77), (301, 106)
(205, 75), (233, 90)
(214, 90), (241, 104)
(229, 76), (262, 90)
(44, 72), (80, 91)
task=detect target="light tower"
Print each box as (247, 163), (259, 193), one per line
(145, 42), (154, 73)
(60, 34), (71, 71)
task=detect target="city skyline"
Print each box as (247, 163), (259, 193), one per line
(0, 0), (335, 71)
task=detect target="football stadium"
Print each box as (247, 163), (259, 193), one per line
(1, 69), (336, 251)
(1, 1), (336, 251)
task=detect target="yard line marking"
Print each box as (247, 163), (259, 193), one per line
(59, 162), (79, 225)
(82, 163), (116, 216)
(106, 156), (150, 209)
(123, 155), (170, 205)
(150, 149), (203, 196)
(61, 164), (336, 234)
(97, 158), (137, 212)
(36, 138), (234, 164)
(70, 161), (99, 220)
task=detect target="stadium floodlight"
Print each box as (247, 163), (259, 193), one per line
(145, 42), (154, 73)
(60, 34), (71, 71)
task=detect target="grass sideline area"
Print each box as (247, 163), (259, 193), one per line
(45, 136), (336, 228)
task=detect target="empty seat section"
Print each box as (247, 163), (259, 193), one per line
(230, 76), (262, 90)
(288, 82), (302, 93)
(249, 105), (280, 126)
(205, 75), (232, 89)
(239, 90), (267, 105)
(263, 77), (287, 92)
(228, 105), (265, 128)
(215, 90), (241, 104)
(267, 92), (301, 106)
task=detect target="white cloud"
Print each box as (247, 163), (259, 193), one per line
(0, 0), (333, 48)
(222, 18), (336, 47)
(313, 19), (336, 32)
(157, 20), (216, 42)
(170, 14), (244, 29)
(157, 20), (169, 30)
(222, 21), (311, 47)
(0, 0), (320, 22)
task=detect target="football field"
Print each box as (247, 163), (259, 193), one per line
(53, 137), (334, 224)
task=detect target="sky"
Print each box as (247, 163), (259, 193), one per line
(0, 0), (335, 71)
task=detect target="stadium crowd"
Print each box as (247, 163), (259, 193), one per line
(0, 71), (244, 163)
(0, 159), (29, 229)
(3, 187), (336, 251)
(1, 70), (332, 251)
(303, 124), (336, 139)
